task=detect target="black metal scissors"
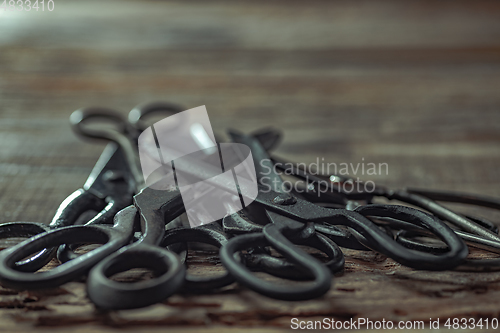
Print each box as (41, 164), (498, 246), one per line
(0, 102), (184, 288)
(0, 108), (478, 310)
(250, 129), (500, 272)
(86, 186), (187, 310)
(252, 127), (500, 249)
(85, 142), (258, 308)
(276, 161), (500, 242)
(219, 131), (469, 301)
(387, 218), (500, 272)
(57, 102), (184, 261)
(0, 129), (133, 273)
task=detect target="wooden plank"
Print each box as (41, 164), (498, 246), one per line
(1, 1), (500, 49)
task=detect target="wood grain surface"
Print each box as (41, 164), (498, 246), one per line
(0, 1), (499, 331)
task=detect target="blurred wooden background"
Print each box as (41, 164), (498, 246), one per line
(0, 1), (500, 331)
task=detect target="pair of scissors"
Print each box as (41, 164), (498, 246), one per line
(0, 112), (472, 307)
(0, 125), (134, 274)
(0, 102), (184, 288)
(219, 131), (469, 301)
(250, 129), (500, 272)
(253, 127), (500, 250)
(271, 154), (500, 243)
(85, 127), (338, 307)
(388, 220), (500, 272)
(0, 102), (250, 308)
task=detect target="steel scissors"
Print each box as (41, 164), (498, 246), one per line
(271, 155), (500, 242)
(219, 131), (469, 301)
(0, 110), (476, 309)
(250, 129), (500, 272)
(0, 102), (184, 288)
(85, 135), (262, 308)
(0, 124), (134, 273)
(388, 219), (500, 272)
(252, 128), (500, 248)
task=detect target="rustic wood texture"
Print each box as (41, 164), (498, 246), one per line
(0, 0), (500, 331)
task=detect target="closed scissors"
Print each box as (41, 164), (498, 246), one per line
(384, 218), (500, 272)
(219, 131), (469, 301)
(0, 122), (134, 273)
(252, 128), (500, 247)
(0, 102), (184, 288)
(274, 158), (500, 242)
(85, 141), (256, 308)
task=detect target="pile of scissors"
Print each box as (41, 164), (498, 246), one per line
(0, 102), (499, 310)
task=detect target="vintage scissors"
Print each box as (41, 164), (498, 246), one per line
(0, 102), (184, 288)
(387, 219), (500, 271)
(0, 102), (247, 307)
(0, 110), (475, 309)
(0, 127), (134, 273)
(252, 128), (500, 245)
(219, 131), (469, 301)
(86, 186), (186, 309)
(250, 129), (500, 272)
(57, 102), (184, 261)
(85, 139), (259, 308)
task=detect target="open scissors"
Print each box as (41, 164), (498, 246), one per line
(57, 102), (185, 261)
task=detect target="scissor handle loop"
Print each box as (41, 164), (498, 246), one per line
(87, 242), (185, 309)
(71, 108), (144, 190)
(346, 204), (469, 270)
(245, 228), (344, 280)
(70, 107), (132, 141)
(0, 222), (56, 272)
(161, 224), (235, 291)
(128, 102), (184, 132)
(220, 230), (332, 301)
(0, 206), (135, 289)
(56, 194), (132, 263)
(395, 229), (500, 272)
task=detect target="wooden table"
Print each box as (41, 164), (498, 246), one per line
(0, 1), (499, 331)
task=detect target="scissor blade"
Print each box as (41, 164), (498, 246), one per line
(228, 129), (290, 197)
(251, 128), (282, 152)
(83, 143), (132, 197)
